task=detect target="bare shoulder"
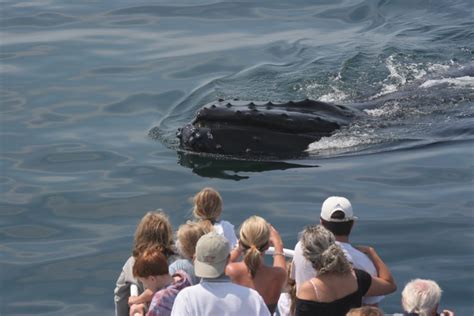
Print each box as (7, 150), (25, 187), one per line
(225, 262), (246, 278)
(297, 279), (317, 301)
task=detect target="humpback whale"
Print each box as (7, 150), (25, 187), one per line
(177, 99), (363, 157)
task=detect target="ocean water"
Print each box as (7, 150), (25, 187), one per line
(1, 0), (473, 315)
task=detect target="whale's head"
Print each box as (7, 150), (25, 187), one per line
(177, 99), (360, 157)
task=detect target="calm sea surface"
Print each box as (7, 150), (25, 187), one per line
(1, 0), (473, 314)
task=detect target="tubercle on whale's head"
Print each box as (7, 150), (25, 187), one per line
(178, 123), (223, 154)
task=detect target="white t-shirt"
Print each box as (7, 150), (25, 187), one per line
(171, 277), (270, 316)
(338, 242), (384, 304)
(291, 240), (384, 304)
(277, 292), (291, 316)
(290, 241), (315, 290)
(214, 220), (238, 249)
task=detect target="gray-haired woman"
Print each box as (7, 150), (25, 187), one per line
(295, 225), (396, 316)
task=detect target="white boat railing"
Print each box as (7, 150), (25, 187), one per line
(267, 246), (294, 258)
(129, 246), (294, 297)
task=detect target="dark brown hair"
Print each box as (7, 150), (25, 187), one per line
(321, 211), (354, 236)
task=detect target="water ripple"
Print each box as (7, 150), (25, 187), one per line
(1, 224), (60, 239)
(314, 1), (386, 30)
(1, 12), (78, 28)
(11, 146), (130, 173)
(103, 90), (184, 114)
(107, 3), (261, 20)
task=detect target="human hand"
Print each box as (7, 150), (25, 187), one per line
(128, 295), (139, 306)
(355, 245), (375, 256)
(269, 225), (283, 248)
(129, 303), (145, 316)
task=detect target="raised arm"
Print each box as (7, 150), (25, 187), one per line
(229, 240), (244, 262)
(269, 225), (286, 271)
(356, 246), (397, 296)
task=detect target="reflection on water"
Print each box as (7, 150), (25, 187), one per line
(177, 151), (318, 180)
(0, 0), (473, 314)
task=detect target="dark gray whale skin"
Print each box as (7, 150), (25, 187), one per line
(177, 99), (363, 157)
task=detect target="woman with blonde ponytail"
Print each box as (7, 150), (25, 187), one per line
(226, 216), (287, 315)
(192, 187), (238, 249)
(295, 225), (396, 316)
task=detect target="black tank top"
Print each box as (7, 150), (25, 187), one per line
(295, 269), (372, 316)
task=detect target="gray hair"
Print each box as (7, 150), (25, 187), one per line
(300, 225), (351, 275)
(401, 279), (442, 316)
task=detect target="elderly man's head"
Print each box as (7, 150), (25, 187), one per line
(401, 279), (442, 316)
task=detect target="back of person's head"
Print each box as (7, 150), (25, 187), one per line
(132, 248), (169, 278)
(239, 215), (270, 278)
(176, 221), (210, 259)
(132, 210), (174, 258)
(320, 196), (356, 236)
(346, 306), (384, 316)
(192, 187), (223, 231)
(194, 232), (230, 278)
(402, 279), (442, 316)
(300, 224), (351, 275)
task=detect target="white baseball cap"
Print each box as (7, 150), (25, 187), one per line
(194, 232), (230, 278)
(320, 196), (358, 222)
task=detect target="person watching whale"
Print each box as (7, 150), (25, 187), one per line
(291, 196), (389, 305)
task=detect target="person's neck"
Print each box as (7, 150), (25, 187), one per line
(156, 274), (173, 291)
(202, 274), (229, 282)
(335, 235), (349, 243)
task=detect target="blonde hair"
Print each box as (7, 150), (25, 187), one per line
(239, 216), (270, 278)
(300, 225), (351, 275)
(192, 187), (223, 231)
(176, 221), (210, 259)
(132, 210), (174, 258)
(401, 279), (442, 316)
(346, 306), (384, 316)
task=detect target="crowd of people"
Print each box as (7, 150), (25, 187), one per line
(113, 187), (454, 316)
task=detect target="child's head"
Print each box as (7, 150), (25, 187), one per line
(346, 306), (384, 316)
(192, 187), (223, 224)
(132, 248), (169, 292)
(239, 215), (270, 278)
(132, 210), (174, 258)
(176, 221), (210, 259)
